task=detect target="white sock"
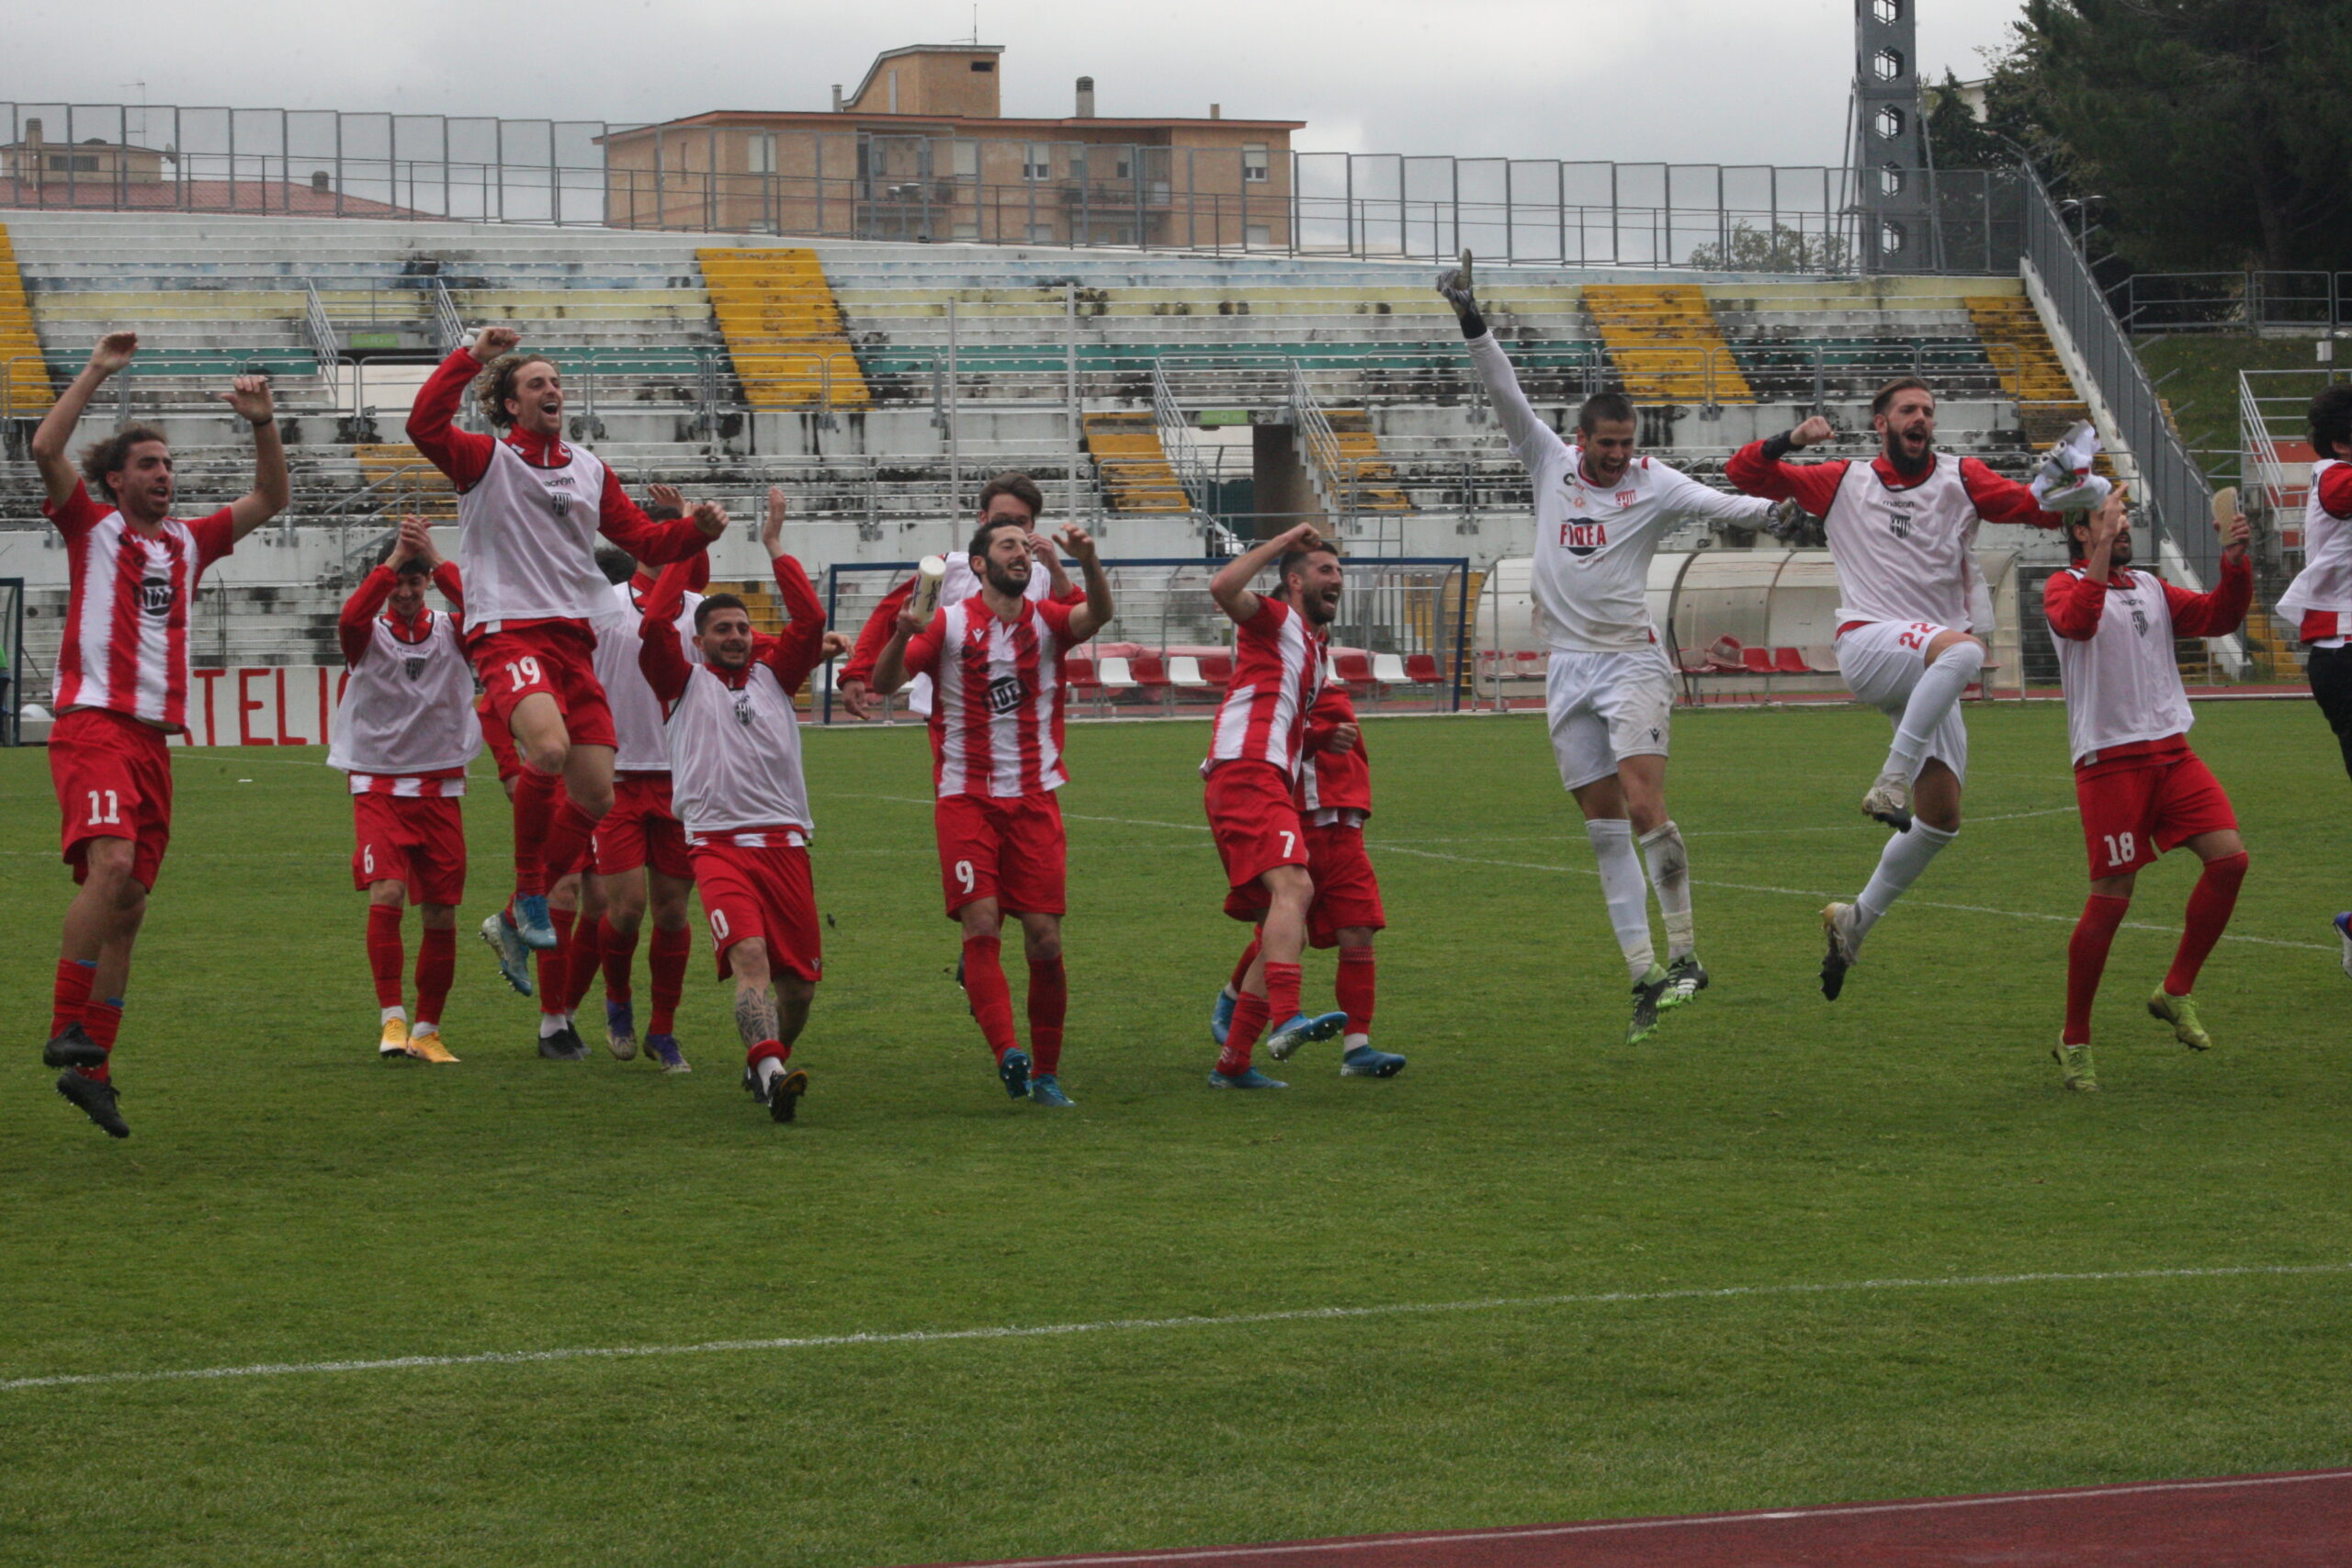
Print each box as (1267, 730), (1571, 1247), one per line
(755, 1055), (786, 1091)
(380, 1006), (406, 1026)
(1885, 642), (1983, 777)
(1638, 820), (1696, 961)
(1852, 820), (1959, 940)
(539, 1012), (567, 1039)
(1343, 1032), (1370, 1052)
(1587, 818), (1657, 981)
(412, 1021), (439, 1038)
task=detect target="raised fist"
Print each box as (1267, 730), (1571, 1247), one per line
(1790, 416), (1836, 448)
(471, 325), (520, 362)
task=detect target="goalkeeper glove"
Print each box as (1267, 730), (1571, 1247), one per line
(1436, 250), (1487, 340)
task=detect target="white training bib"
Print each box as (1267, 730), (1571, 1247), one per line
(1826, 454), (1983, 629)
(2053, 569), (2194, 765)
(456, 439), (628, 633)
(328, 610), (483, 781)
(664, 663), (814, 837)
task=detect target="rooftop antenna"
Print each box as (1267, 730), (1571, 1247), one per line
(969, 5), (979, 44)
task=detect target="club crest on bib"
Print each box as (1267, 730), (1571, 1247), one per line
(732, 691), (755, 728)
(1886, 503), (1915, 540)
(403, 655), (428, 682)
(2130, 604), (2150, 637)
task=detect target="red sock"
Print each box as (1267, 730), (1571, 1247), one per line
(1227, 933), (1261, 994)
(539, 798), (599, 891)
(413, 926), (456, 1029)
(2065, 894), (2131, 1044)
(1027, 957), (1067, 1076)
(961, 935), (1020, 1061)
(1264, 960), (1303, 1025)
(1336, 945), (1376, 1035)
(80, 999), (122, 1085)
(649, 926), (691, 1034)
(2166, 852), (2246, 997)
(365, 904), (406, 1010)
(512, 769), (560, 897)
(51, 958), (95, 1039)
(1217, 992), (1269, 1077)
(599, 919), (640, 1005)
(537, 907), (578, 1018)
(746, 1036), (789, 1069)
(564, 914), (605, 1015)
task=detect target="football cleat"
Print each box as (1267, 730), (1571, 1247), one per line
(379, 1017), (415, 1060)
(41, 1023), (107, 1071)
(56, 1069), (130, 1138)
(1207, 1066), (1288, 1089)
(1661, 953), (1709, 1009)
(1211, 987), (1238, 1047)
(1340, 1043), (1407, 1078)
(537, 1022), (590, 1062)
(1266, 1010), (1347, 1062)
(2052, 1041), (2099, 1092)
(513, 894), (559, 952)
(645, 1032), (690, 1073)
(744, 1061), (808, 1122)
(1820, 902), (1861, 1000)
(407, 1030), (459, 1065)
(2335, 912), (2352, 979)
(998, 1047), (1033, 1100)
(1861, 771), (1914, 832)
(2147, 987), (2212, 1051)
(1028, 1073), (1076, 1107)
(1626, 964), (1672, 1044)
(605, 1000), (639, 1062)
(480, 911), (536, 998)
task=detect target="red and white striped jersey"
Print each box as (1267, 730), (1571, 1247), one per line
(41, 481), (234, 733)
(328, 604), (481, 792)
(903, 595), (1084, 799)
(2276, 458), (2352, 641)
(1203, 596), (1326, 780)
(594, 579), (701, 773)
(1298, 679), (1371, 821)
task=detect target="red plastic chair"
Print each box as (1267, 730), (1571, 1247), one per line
(1200, 653), (1234, 683)
(1741, 647), (1776, 675)
(1772, 647), (1811, 674)
(1334, 651), (1374, 686)
(1404, 653), (1441, 683)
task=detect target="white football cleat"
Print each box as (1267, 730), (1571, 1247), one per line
(1861, 770), (1914, 832)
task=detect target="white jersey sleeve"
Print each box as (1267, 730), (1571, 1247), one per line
(1464, 332), (1569, 487)
(1647, 461), (1774, 531)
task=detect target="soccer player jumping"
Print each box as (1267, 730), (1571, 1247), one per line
(32, 332), (288, 1136)
(1441, 257), (1781, 1041)
(2270, 385), (2352, 970)
(870, 475), (1114, 1107)
(1729, 383), (2096, 998)
(2045, 497), (2253, 1089)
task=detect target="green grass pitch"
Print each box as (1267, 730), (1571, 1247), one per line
(3, 700), (2349, 1566)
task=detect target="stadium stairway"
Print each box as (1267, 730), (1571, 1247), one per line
(1582, 284), (1755, 405)
(1320, 410), (1412, 513)
(697, 247), (870, 410)
(0, 223), (54, 413)
(1965, 295), (2091, 443)
(1082, 412), (1191, 512)
(354, 443), (456, 519)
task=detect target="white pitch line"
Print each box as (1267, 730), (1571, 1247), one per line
(3, 1261), (2344, 1396)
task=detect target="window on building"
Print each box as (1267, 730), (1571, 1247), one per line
(49, 153), (100, 173)
(952, 222), (978, 239)
(1025, 223), (1056, 243)
(1246, 224), (1272, 249)
(970, 60), (994, 72)
(1023, 143), (1050, 181)
(952, 140), (978, 179)
(749, 134), (775, 175)
(1242, 144), (1269, 183)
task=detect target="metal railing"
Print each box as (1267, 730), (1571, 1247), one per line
(1148, 355), (1211, 516)
(429, 277), (467, 355)
(2121, 272), (2352, 335)
(300, 278), (339, 378)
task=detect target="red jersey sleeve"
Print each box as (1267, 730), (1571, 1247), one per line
(594, 463), (713, 567)
(901, 607), (949, 681)
(842, 579), (916, 685)
(1035, 596), (1080, 642)
(1725, 443), (1847, 516)
(404, 347), (495, 491)
(2163, 552), (2253, 637)
(431, 561), (464, 615)
(760, 553), (830, 693)
(636, 558), (698, 707)
(1238, 595), (1287, 642)
(40, 479), (107, 538)
(1053, 583), (1087, 608)
(337, 566), (398, 667)
(187, 507), (237, 569)
(2042, 568), (2107, 641)
(1959, 457), (2064, 529)
(2318, 464), (2352, 521)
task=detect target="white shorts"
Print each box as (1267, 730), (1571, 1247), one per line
(1545, 645), (1676, 792)
(1835, 619), (1969, 784)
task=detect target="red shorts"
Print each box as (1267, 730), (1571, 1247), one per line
(935, 791), (1068, 917)
(50, 708), (174, 889)
(352, 793), (468, 907)
(477, 701), (523, 784)
(469, 622), (616, 751)
(1204, 761), (1310, 922)
(2076, 750), (2237, 877)
(690, 834), (822, 984)
(1305, 820), (1385, 947)
(596, 773), (694, 880)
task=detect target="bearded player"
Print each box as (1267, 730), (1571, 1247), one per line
(637, 500), (829, 1122)
(1200, 523), (1352, 1089)
(407, 325), (720, 974)
(1728, 383), (2103, 998)
(1441, 257), (1783, 1041)
(869, 476), (1114, 1107)
(31, 332), (288, 1136)
(329, 518), (478, 1065)
(838, 523), (1079, 721)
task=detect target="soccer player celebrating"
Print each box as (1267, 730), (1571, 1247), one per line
(329, 517), (479, 1064)
(838, 527), (1079, 720)
(2270, 385), (2352, 968)
(31, 332), (288, 1136)
(637, 498), (828, 1122)
(1440, 258), (1778, 1041)
(2045, 497), (2253, 1090)
(406, 325), (722, 970)
(1728, 383), (2097, 998)
(869, 475), (1114, 1106)
(1200, 523), (1351, 1089)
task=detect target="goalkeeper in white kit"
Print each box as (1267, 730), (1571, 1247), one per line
(1440, 256), (1791, 1043)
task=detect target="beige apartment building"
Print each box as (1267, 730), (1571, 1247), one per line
(601, 44), (1303, 249)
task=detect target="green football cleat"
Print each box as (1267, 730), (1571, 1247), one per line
(2052, 1041), (2099, 1092)
(2147, 987), (2212, 1051)
(1660, 953), (1709, 1010)
(1626, 964), (1672, 1044)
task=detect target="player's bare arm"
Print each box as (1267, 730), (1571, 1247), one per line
(470, 324), (521, 363)
(1058, 524), (1115, 641)
(221, 374), (288, 538)
(30, 332), (140, 506)
(867, 592), (928, 695)
(645, 482), (685, 517)
(1028, 532), (1075, 598)
(1786, 415), (1837, 449)
(759, 486), (787, 560)
(690, 498), (729, 542)
(1211, 522), (1321, 625)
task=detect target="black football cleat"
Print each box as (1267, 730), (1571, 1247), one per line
(43, 1023), (108, 1070)
(537, 1023), (590, 1062)
(56, 1069), (130, 1138)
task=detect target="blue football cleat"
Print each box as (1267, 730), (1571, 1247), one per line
(1340, 1043), (1407, 1078)
(605, 999), (638, 1062)
(1265, 1010), (1348, 1062)
(2335, 912), (2352, 979)
(479, 912), (535, 998)
(998, 1048), (1032, 1100)
(1207, 1066), (1288, 1089)
(1028, 1073), (1075, 1107)
(513, 894), (559, 951)
(1211, 987), (1237, 1046)
(645, 1033), (691, 1074)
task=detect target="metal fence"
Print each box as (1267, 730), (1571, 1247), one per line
(0, 576), (21, 745)
(2120, 272), (2352, 335)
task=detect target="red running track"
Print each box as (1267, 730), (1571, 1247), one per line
(922, 1470), (2352, 1567)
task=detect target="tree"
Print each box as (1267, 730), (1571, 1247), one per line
(1685, 222), (1852, 274)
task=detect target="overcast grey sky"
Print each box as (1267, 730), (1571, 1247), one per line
(9, 0), (2029, 165)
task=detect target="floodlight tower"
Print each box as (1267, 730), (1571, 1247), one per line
(1851, 0), (1941, 272)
